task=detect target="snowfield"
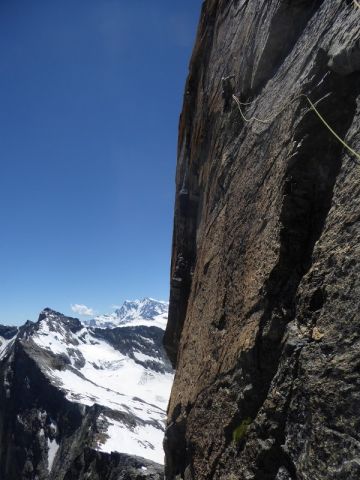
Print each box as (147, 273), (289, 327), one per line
(98, 415), (166, 464)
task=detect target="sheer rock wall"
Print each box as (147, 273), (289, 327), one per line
(164, 1), (360, 479)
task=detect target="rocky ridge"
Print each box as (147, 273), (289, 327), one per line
(164, 1), (360, 479)
(0, 301), (172, 479)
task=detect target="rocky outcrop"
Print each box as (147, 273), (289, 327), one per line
(63, 449), (163, 480)
(164, 1), (360, 479)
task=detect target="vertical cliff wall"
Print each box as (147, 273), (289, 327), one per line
(164, 1), (360, 479)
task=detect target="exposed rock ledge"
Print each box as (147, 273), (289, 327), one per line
(164, 1), (360, 479)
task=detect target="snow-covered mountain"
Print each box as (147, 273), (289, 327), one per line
(85, 298), (169, 329)
(0, 304), (172, 479)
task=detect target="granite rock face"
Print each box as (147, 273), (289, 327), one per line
(164, 1), (360, 479)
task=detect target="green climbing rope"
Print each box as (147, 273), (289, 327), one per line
(232, 93), (360, 161)
(303, 95), (360, 161)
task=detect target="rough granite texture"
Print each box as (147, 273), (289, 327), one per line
(163, 1), (360, 479)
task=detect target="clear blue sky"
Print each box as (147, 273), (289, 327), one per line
(0, 0), (201, 325)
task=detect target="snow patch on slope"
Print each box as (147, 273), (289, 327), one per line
(0, 337), (16, 360)
(98, 415), (165, 464)
(47, 438), (59, 472)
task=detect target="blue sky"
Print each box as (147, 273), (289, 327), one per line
(0, 0), (201, 325)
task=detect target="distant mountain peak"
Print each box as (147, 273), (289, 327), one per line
(37, 308), (83, 334)
(86, 298), (169, 330)
(38, 307), (64, 320)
